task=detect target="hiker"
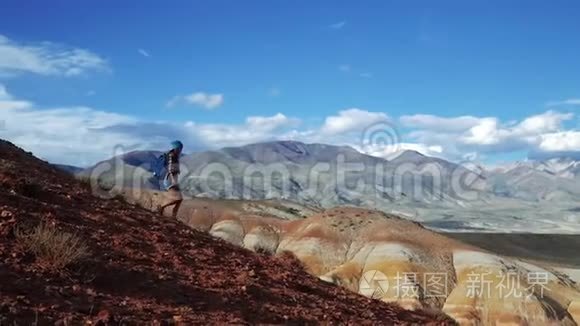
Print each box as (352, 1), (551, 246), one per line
(156, 140), (184, 218)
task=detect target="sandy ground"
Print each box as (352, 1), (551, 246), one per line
(443, 232), (580, 268)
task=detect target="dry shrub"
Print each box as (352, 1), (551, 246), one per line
(15, 222), (89, 270)
(15, 182), (43, 198)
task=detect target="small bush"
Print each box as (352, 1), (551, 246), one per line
(15, 182), (43, 198)
(15, 223), (89, 270)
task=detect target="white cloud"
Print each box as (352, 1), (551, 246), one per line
(512, 111), (572, 136)
(0, 97), (135, 166)
(193, 114), (301, 148)
(461, 111), (573, 146)
(462, 118), (503, 145)
(246, 113), (299, 131)
(329, 21), (346, 29)
(0, 34), (109, 77)
(359, 142), (444, 160)
(546, 99), (580, 107)
(0, 87), (301, 165)
(186, 93), (223, 109)
(400, 114), (482, 132)
(538, 131), (580, 152)
(339, 64), (351, 72)
(405, 110), (578, 158)
(0, 84), (10, 99)
(320, 109), (389, 135)
(167, 92), (224, 110)
(338, 65), (373, 78)
(0, 99), (32, 110)
(0, 84), (33, 110)
(269, 87), (281, 97)
(138, 48), (151, 58)
(2, 84), (579, 166)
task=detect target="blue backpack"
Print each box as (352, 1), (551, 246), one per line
(152, 153), (169, 189)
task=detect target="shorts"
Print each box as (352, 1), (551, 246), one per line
(164, 172), (180, 190)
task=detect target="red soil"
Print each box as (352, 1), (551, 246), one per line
(0, 139), (454, 325)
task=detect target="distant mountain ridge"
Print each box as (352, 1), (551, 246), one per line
(74, 140), (580, 206)
(492, 157), (580, 178)
(71, 140), (580, 233)
(52, 163), (85, 174)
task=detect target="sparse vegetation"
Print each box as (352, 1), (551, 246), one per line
(15, 181), (43, 198)
(15, 222), (89, 270)
(77, 175), (91, 185)
(282, 206), (301, 216)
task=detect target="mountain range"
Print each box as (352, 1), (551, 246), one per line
(75, 141), (580, 233)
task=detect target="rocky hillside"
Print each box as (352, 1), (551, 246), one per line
(124, 189), (580, 325)
(0, 139), (452, 324)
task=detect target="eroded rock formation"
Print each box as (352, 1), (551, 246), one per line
(125, 188), (580, 325)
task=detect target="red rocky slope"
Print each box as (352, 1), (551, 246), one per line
(0, 139), (453, 325)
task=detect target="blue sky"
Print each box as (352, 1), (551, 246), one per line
(0, 0), (579, 166)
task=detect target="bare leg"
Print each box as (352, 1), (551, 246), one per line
(158, 199), (179, 217)
(171, 200), (183, 219)
(158, 184), (183, 218)
(158, 202), (169, 216)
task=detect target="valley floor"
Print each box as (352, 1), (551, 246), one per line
(444, 232), (580, 268)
